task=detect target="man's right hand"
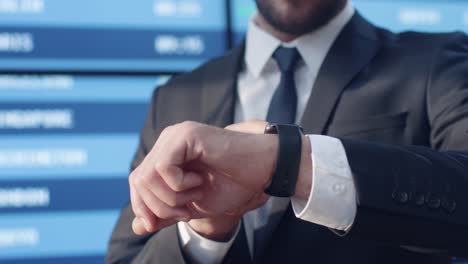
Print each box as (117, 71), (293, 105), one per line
(129, 120), (273, 237)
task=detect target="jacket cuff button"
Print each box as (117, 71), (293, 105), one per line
(426, 195), (441, 209)
(392, 191), (409, 204)
(410, 192), (425, 206)
(442, 198), (456, 213)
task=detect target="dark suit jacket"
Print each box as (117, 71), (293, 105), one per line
(106, 13), (468, 264)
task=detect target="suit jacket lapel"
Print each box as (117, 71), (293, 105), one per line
(301, 13), (381, 134)
(200, 44), (245, 128)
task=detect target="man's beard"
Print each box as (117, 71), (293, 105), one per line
(255, 0), (347, 35)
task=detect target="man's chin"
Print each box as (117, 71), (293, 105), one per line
(255, 0), (347, 35)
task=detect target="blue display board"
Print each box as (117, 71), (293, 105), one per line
(0, 74), (166, 263)
(230, 0), (468, 45)
(0, 0), (227, 72)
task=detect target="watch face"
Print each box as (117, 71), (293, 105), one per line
(264, 123), (278, 134)
(264, 123), (303, 134)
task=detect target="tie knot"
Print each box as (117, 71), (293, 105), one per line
(273, 47), (300, 73)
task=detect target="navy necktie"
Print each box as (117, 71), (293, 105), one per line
(266, 47), (301, 124)
(246, 47), (301, 260)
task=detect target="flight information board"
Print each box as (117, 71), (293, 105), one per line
(0, 74), (166, 263)
(0, 0), (227, 72)
(230, 0), (468, 45)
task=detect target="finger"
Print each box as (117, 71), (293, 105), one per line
(138, 184), (192, 224)
(155, 163), (204, 192)
(129, 173), (158, 233)
(145, 172), (204, 207)
(153, 127), (203, 192)
(132, 217), (149, 236)
(132, 217), (179, 236)
(130, 188), (158, 233)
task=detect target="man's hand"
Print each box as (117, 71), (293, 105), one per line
(129, 120), (312, 239)
(187, 120), (269, 240)
(129, 120), (275, 236)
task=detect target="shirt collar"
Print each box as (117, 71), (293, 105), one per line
(244, 1), (355, 78)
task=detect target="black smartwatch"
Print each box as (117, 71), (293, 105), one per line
(263, 123), (304, 197)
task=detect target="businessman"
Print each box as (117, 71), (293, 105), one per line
(107, 0), (468, 263)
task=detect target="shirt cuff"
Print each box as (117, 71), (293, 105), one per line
(177, 221), (241, 264)
(291, 135), (357, 231)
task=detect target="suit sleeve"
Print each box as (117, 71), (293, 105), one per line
(105, 88), (252, 264)
(341, 33), (468, 258)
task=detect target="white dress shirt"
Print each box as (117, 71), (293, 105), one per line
(178, 2), (357, 263)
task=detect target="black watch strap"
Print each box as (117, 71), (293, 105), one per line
(264, 123), (303, 197)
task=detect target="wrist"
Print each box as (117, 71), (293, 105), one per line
(230, 133), (277, 191)
(187, 215), (241, 242)
(259, 134), (278, 190)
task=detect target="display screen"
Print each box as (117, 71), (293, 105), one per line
(0, 74), (167, 263)
(230, 0), (468, 45)
(0, 0), (227, 72)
